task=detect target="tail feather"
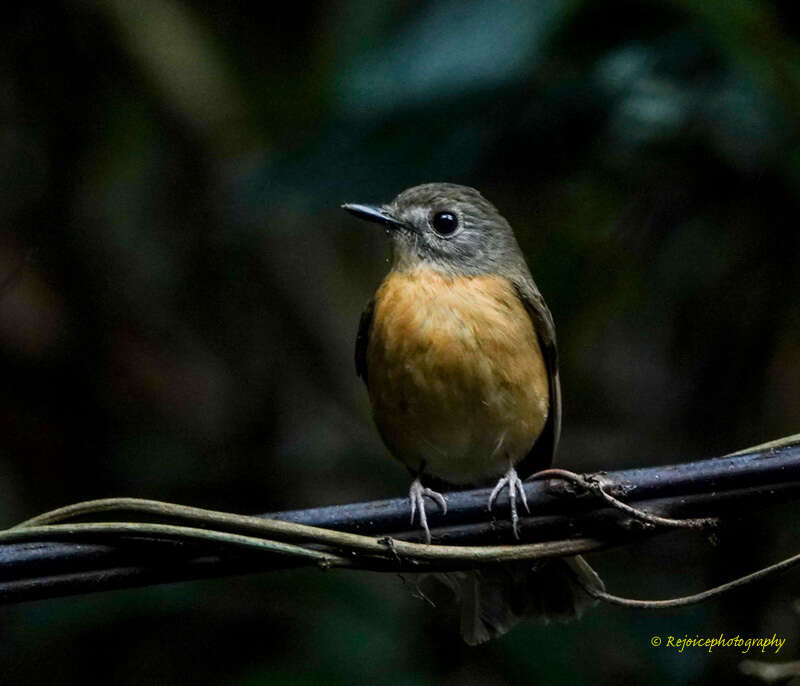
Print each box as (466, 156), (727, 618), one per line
(423, 555), (604, 645)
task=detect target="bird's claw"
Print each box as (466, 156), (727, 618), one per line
(488, 466), (529, 539)
(409, 478), (447, 543)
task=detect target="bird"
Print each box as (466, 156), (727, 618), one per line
(343, 183), (603, 644)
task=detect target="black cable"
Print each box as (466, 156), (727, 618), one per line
(1, 440), (799, 604)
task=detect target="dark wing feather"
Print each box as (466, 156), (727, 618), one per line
(355, 299), (375, 385)
(512, 279), (562, 476)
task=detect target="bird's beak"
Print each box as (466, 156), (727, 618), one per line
(341, 203), (408, 231)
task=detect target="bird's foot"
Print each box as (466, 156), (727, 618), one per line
(409, 478), (447, 543)
(488, 466), (529, 539)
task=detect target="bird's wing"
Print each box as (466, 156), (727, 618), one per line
(512, 278), (562, 475)
(355, 298), (375, 385)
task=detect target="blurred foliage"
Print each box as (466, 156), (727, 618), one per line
(2, 0), (800, 683)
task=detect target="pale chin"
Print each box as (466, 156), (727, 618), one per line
(389, 237), (421, 271)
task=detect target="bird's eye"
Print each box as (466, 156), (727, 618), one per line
(431, 211), (459, 236)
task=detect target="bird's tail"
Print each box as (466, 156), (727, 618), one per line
(421, 555), (604, 645)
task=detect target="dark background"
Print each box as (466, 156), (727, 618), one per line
(2, 1), (800, 683)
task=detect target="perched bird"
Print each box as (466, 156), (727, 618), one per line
(343, 183), (603, 643)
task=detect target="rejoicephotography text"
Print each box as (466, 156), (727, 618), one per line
(650, 634), (787, 654)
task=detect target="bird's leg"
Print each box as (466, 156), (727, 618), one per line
(409, 477), (447, 544)
(487, 464), (529, 539)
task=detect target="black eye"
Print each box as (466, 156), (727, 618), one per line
(431, 211), (459, 236)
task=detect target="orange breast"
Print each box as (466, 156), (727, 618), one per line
(366, 267), (549, 484)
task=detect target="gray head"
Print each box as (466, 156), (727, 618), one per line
(343, 183), (529, 277)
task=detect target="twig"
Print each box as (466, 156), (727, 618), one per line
(528, 468), (718, 529)
(4, 515), (611, 568)
(0, 522), (351, 568)
(580, 549), (800, 608)
(740, 660), (800, 682)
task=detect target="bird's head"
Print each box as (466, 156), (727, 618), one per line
(343, 183), (526, 277)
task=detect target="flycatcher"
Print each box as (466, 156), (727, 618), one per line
(343, 183), (603, 643)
